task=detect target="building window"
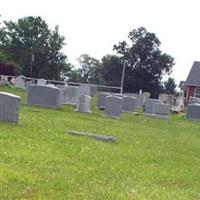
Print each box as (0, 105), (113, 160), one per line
(195, 87), (200, 98)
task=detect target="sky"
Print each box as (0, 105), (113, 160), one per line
(1, 0), (200, 85)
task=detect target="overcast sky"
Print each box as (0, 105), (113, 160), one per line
(1, 0), (200, 84)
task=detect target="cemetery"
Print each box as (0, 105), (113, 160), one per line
(0, 11), (199, 199)
(0, 82), (200, 199)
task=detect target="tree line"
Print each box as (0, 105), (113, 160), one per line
(0, 16), (176, 97)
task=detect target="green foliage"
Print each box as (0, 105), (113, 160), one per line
(0, 87), (200, 200)
(163, 77), (177, 95)
(0, 16), (71, 79)
(114, 27), (175, 97)
(76, 53), (103, 84)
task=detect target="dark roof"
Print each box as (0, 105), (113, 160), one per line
(178, 81), (186, 90)
(185, 61), (200, 86)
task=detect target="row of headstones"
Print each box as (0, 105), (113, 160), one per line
(97, 93), (200, 120)
(0, 84), (96, 123)
(97, 93), (170, 119)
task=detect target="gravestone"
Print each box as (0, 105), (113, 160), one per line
(186, 103), (200, 121)
(0, 75), (8, 86)
(78, 85), (91, 97)
(76, 95), (92, 113)
(37, 79), (47, 86)
(15, 75), (26, 89)
(0, 92), (21, 123)
(62, 86), (79, 105)
(122, 96), (136, 113)
(124, 93), (143, 108)
(144, 99), (161, 114)
(28, 85), (62, 108)
(97, 92), (110, 110)
(105, 96), (123, 118)
(90, 85), (97, 96)
(153, 103), (170, 118)
(142, 92), (151, 105)
(188, 97), (200, 105)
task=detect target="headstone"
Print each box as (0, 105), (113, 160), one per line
(28, 85), (62, 108)
(144, 99), (161, 114)
(142, 92), (151, 105)
(0, 92), (21, 123)
(15, 75), (26, 89)
(159, 93), (175, 108)
(76, 95), (91, 113)
(188, 97), (200, 105)
(123, 93), (143, 108)
(97, 92), (110, 110)
(122, 96), (136, 113)
(105, 96), (123, 118)
(0, 75), (8, 86)
(78, 85), (91, 97)
(62, 86), (79, 105)
(153, 103), (170, 118)
(37, 79), (47, 86)
(89, 85), (97, 96)
(186, 103), (200, 121)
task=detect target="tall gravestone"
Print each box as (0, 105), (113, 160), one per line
(0, 92), (21, 123)
(105, 96), (123, 118)
(15, 75), (26, 89)
(76, 95), (92, 113)
(28, 85), (62, 108)
(142, 92), (151, 105)
(97, 93), (110, 110)
(78, 85), (91, 97)
(122, 96), (136, 113)
(186, 103), (200, 121)
(90, 85), (97, 96)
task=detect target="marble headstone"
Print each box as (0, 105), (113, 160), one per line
(15, 75), (26, 89)
(144, 99), (161, 114)
(186, 103), (200, 121)
(122, 96), (136, 113)
(105, 96), (123, 118)
(97, 93), (110, 110)
(76, 95), (92, 113)
(0, 92), (21, 123)
(28, 85), (62, 108)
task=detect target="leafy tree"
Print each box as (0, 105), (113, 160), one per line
(113, 27), (175, 97)
(163, 77), (177, 95)
(76, 54), (103, 84)
(0, 16), (71, 79)
(100, 55), (123, 86)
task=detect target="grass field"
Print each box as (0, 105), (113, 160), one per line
(0, 86), (200, 200)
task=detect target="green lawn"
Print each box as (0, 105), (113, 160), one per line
(0, 86), (200, 200)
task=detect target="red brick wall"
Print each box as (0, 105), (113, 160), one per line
(187, 86), (196, 101)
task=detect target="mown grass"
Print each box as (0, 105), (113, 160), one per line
(0, 86), (200, 200)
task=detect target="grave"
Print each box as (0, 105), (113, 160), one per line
(122, 96), (136, 113)
(186, 103), (200, 121)
(62, 86), (79, 105)
(15, 75), (26, 89)
(78, 85), (91, 97)
(76, 95), (91, 113)
(124, 93), (143, 108)
(97, 92), (110, 109)
(142, 92), (151, 105)
(37, 79), (47, 86)
(0, 92), (21, 123)
(144, 99), (161, 114)
(28, 85), (62, 108)
(105, 96), (123, 118)
(89, 85), (97, 96)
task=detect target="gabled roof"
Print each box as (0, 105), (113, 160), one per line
(185, 61), (200, 86)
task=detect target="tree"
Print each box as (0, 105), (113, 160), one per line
(163, 77), (177, 95)
(76, 54), (103, 84)
(113, 27), (175, 97)
(0, 16), (71, 79)
(100, 55), (123, 86)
